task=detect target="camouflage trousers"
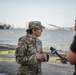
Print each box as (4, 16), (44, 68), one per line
(17, 72), (41, 75)
(17, 65), (42, 75)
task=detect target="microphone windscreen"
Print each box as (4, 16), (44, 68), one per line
(50, 47), (54, 50)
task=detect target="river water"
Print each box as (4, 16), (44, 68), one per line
(0, 29), (75, 51)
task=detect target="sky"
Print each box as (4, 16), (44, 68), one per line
(0, 0), (76, 28)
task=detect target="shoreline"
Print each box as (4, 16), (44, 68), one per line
(0, 44), (16, 50)
(0, 43), (67, 56)
(0, 44), (67, 55)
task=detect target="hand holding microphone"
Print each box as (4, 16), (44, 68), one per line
(50, 47), (67, 64)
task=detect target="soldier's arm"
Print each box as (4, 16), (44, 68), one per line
(15, 39), (38, 64)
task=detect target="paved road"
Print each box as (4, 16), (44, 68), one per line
(0, 44), (74, 75)
(0, 53), (74, 75)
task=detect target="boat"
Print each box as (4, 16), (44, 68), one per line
(0, 22), (11, 29)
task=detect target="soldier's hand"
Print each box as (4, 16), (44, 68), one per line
(36, 53), (46, 60)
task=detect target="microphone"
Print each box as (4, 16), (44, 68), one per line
(50, 47), (67, 64)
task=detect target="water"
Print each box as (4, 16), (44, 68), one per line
(0, 29), (75, 51)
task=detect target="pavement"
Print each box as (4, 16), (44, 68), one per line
(0, 53), (75, 75)
(0, 44), (75, 75)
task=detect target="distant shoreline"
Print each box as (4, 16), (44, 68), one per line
(0, 44), (16, 50)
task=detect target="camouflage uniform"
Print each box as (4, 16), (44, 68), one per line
(15, 21), (46, 75)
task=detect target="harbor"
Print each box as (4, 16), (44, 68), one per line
(0, 21), (73, 30)
(0, 22), (11, 29)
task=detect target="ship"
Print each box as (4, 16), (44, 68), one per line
(0, 22), (11, 29)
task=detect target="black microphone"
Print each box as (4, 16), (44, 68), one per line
(50, 47), (67, 64)
(50, 47), (63, 58)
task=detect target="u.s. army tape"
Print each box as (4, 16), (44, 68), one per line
(0, 58), (15, 61)
(49, 57), (60, 62)
(43, 42), (71, 50)
(0, 42), (71, 54)
(0, 57), (60, 62)
(0, 50), (15, 54)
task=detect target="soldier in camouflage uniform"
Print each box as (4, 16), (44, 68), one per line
(15, 21), (49, 75)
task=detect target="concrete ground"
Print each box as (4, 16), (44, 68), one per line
(0, 54), (75, 75)
(0, 44), (75, 75)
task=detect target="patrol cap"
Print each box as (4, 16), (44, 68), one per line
(29, 21), (45, 29)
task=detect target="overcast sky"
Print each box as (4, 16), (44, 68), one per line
(0, 0), (76, 28)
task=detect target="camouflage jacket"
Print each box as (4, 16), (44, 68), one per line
(15, 34), (43, 75)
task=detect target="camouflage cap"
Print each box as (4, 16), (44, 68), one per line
(29, 21), (45, 29)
